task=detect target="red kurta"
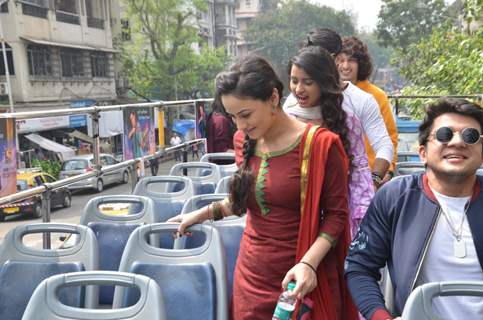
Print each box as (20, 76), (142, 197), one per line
(232, 126), (355, 320)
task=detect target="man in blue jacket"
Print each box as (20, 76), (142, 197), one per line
(345, 98), (483, 320)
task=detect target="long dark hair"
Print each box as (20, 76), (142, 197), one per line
(215, 55), (283, 216)
(206, 94), (236, 140)
(288, 46), (351, 159)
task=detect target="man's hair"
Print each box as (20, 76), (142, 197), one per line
(302, 28), (342, 56)
(418, 98), (483, 146)
(340, 36), (373, 81)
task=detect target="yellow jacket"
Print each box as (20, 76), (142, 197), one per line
(357, 80), (398, 172)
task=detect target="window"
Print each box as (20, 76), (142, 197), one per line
(21, 0), (49, 19)
(85, 0), (104, 29)
(60, 49), (84, 77)
(121, 19), (131, 41)
(0, 44), (15, 75)
(90, 52), (109, 78)
(56, 0), (80, 24)
(27, 45), (52, 77)
(245, 0), (251, 7)
(1, 2), (8, 12)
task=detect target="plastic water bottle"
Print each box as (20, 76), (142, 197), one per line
(272, 281), (296, 320)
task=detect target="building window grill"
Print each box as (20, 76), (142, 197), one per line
(56, 10), (80, 24)
(60, 49), (84, 77)
(87, 17), (104, 29)
(90, 52), (109, 78)
(21, 0), (48, 19)
(1, 2), (8, 12)
(27, 45), (52, 77)
(55, 0), (79, 24)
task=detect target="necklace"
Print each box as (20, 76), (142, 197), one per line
(439, 202), (470, 258)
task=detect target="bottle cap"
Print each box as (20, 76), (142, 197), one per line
(287, 282), (296, 291)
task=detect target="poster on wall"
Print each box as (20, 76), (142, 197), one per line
(0, 119), (17, 197)
(122, 107), (156, 160)
(195, 101), (207, 139)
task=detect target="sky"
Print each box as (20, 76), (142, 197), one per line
(310, 0), (383, 31)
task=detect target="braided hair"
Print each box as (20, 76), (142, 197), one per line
(215, 55), (283, 215)
(288, 46), (351, 160)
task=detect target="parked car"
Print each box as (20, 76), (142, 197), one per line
(59, 154), (129, 192)
(0, 169), (71, 221)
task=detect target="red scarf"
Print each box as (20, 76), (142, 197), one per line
(295, 125), (358, 320)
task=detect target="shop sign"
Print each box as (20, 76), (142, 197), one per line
(16, 116), (70, 133)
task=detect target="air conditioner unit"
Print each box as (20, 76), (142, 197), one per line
(0, 82), (9, 96)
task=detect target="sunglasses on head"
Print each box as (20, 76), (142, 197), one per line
(432, 126), (483, 145)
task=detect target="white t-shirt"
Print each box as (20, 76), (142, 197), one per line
(417, 188), (483, 319)
(170, 136), (182, 146)
(283, 82), (393, 162)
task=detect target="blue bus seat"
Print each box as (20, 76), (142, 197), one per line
(200, 152), (237, 177)
(0, 223), (98, 320)
(113, 223), (228, 320)
(80, 195), (157, 305)
(23, 271), (166, 320)
(169, 162), (221, 195)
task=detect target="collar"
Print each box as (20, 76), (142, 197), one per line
(356, 79), (370, 90)
(422, 174), (481, 203)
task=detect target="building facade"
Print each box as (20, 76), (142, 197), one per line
(214, 0), (237, 56)
(0, 0), (119, 113)
(235, 0), (261, 58)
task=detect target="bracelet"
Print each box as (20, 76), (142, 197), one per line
(211, 201), (224, 221)
(299, 261), (317, 274)
(371, 172), (383, 186)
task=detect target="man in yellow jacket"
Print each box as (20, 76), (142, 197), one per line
(336, 36), (398, 183)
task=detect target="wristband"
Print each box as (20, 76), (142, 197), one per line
(372, 172), (383, 186)
(299, 261), (317, 274)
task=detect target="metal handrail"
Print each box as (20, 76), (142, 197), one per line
(387, 94), (482, 115)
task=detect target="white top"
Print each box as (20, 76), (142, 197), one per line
(170, 136), (182, 146)
(283, 82), (393, 162)
(417, 188), (483, 319)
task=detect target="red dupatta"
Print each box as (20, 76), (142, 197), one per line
(295, 125), (358, 320)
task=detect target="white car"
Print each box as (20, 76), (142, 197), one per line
(59, 154), (129, 192)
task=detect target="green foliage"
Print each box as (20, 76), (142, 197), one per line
(396, 24), (483, 118)
(376, 0), (452, 50)
(245, 0), (355, 81)
(32, 159), (62, 179)
(120, 0), (228, 100)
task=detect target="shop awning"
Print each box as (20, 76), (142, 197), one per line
(25, 133), (75, 161)
(21, 36), (118, 53)
(68, 130), (94, 144)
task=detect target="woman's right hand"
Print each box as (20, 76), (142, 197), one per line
(167, 209), (205, 236)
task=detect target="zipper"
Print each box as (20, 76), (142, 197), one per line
(410, 206), (441, 291)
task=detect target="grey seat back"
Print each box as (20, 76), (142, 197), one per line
(402, 281), (483, 320)
(395, 161), (425, 176)
(22, 271), (166, 320)
(133, 176), (194, 222)
(215, 176), (232, 194)
(113, 223), (228, 320)
(169, 162), (222, 195)
(180, 194), (245, 303)
(200, 152), (237, 177)
(80, 195), (157, 305)
(0, 223), (99, 320)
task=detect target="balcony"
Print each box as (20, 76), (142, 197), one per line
(56, 10), (80, 25)
(87, 17), (104, 29)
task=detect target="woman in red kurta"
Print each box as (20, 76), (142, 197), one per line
(169, 55), (357, 320)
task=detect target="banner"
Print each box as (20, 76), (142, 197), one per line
(122, 107), (156, 160)
(0, 118), (17, 197)
(195, 101), (207, 139)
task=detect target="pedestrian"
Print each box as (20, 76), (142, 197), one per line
(337, 36), (398, 183)
(170, 133), (182, 161)
(286, 46), (374, 238)
(345, 99), (483, 320)
(206, 94), (235, 153)
(168, 55), (357, 319)
(191, 143), (199, 160)
(284, 28), (393, 189)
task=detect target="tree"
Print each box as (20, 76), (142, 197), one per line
(120, 0), (228, 100)
(397, 23), (482, 118)
(245, 0), (356, 81)
(376, 0), (453, 50)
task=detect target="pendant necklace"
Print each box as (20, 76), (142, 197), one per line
(439, 202), (470, 258)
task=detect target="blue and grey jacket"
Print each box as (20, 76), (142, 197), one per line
(344, 173), (483, 319)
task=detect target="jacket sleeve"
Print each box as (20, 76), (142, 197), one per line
(361, 96), (394, 163)
(345, 184), (393, 319)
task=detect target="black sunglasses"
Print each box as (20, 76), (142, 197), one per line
(432, 126), (483, 145)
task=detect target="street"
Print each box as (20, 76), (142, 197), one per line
(0, 158), (180, 242)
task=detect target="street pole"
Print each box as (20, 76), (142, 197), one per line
(0, 1), (14, 113)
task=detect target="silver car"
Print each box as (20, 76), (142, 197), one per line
(59, 154), (129, 192)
